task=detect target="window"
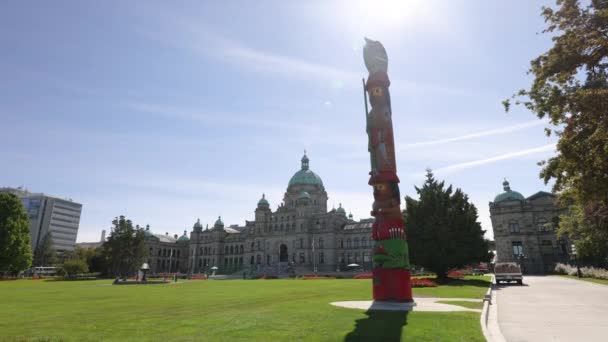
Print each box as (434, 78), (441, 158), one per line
(319, 252), (325, 264)
(363, 252), (370, 262)
(319, 238), (324, 249)
(354, 237), (360, 248)
(240, 245), (244, 254)
(340, 239), (344, 248)
(347, 238), (352, 249)
(256, 255), (261, 264)
(299, 253), (305, 264)
(347, 253), (352, 263)
(177, 250), (180, 258)
(230, 246), (234, 254)
(509, 221), (520, 233)
(355, 253), (360, 262)
(299, 238), (304, 249)
(512, 241), (524, 257)
(257, 240), (260, 250)
(541, 240), (553, 255)
(537, 218), (549, 232)
(225, 246), (229, 254)
(266, 255), (271, 265)
(292, 223), (296, 231)
(251, 242), (254, 251)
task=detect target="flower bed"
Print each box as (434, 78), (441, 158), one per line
(190, 275), (207, 280)
(353, 273), (373, 279)
(300, 275), (336, 280)
(255, 275), (278, 279)
(447, 271), (464, 279)
(411, 278), (437, 287)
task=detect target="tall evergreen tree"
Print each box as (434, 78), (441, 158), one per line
(33, 232), (57, 266)
(0, 193), (33, 275)
(101, 215), (147, 277)
(405, 170), (491, 281)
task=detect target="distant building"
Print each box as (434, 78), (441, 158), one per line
(489, 180), (568, 274)
(75, 230), (106, 250)
(0, 187), (82, 254)
(139, 153), (374, 275)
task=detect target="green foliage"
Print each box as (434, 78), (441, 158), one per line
(33, 232), (58, 267)
(558, 204), (608, 264)
(62, 259), (89, 277)
(101, 215), (147, 276)
(405, 170), (491, 280)
(506, 0), (608, 264)
(0, 193), (32, 275)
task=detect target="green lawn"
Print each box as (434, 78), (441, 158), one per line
(559, 275), (608, 286)
(435, 301), (484, 310)
(0, 277), (490, 341)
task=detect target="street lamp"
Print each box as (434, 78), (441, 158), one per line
(571, 244), (582, 278)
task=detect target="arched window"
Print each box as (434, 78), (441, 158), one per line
(240, 245), (244, 254)
(354, 237), (360, 248)
(280, 223), (284, 231)
(256, 254), (261, 264)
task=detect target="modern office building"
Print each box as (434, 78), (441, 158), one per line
(0, 187), (82, 254)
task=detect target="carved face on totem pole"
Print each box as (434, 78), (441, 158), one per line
(372, 182), (401, 217)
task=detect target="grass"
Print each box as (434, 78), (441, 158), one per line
(0, 276), (490, 341)
(559, 274), (608, 286)
(435, 301), (483, 310)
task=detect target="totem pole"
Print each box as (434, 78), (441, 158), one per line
(363, 38), (413, 302)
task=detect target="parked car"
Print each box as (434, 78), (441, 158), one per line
(494, 262), (523, 285)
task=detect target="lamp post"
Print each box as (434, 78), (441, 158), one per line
(571, 244), (582, 278)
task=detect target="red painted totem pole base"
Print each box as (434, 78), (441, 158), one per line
(372, 268), (413, 302)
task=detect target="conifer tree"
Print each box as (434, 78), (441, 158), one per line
(405, 170), (491, 281)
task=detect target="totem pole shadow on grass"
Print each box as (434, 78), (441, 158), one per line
(343, 310), (409, 342)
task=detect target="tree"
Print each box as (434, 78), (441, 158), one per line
(0, 193), (33, 275)
(505, 0), (608, 264)
(62, 259), (89, 278)
(33, 232), (58, 267)
(101, 216), (147, 277)
(405, 170), (491, 281)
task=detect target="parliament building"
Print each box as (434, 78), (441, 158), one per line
(143, 153), (374, 276)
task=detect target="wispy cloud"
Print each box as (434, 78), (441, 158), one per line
(433, 144), (556, 175)
(399, 120), (548, 150)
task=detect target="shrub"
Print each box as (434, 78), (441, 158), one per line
(62, 259), (88, 278)
(554, 263), (608, 280)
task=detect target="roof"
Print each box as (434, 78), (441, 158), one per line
(527, 191), (555, 201)
(257, 193), (269, 206)
(154, 234), (177, 243)
(177, 230), (190, 242)
(344, 221), (373, 230)
(224, 227), (240, 234)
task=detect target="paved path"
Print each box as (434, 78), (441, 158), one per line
(331, 297), (482, 312)
(497, 276), (608, 342)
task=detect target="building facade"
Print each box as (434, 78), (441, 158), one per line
(489, 180), (568, 274)
(142, 154), (374, 275)
(0, 187), (82, 254)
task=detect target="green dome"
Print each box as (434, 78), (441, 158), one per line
(288, 152), (324, 189)
(144, 225), (154, 237)
(494, 179), (525, 203)
(336, 203), (346, 215)
(258, 194), (269, 206)
(214, 216), (224, 228)
(193, 218), (203, 231)
(177, 230), (190, 242)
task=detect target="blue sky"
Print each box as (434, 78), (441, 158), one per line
(1, 0), (558, 242)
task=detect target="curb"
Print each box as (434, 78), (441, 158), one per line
(480, 276), (507, 342)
